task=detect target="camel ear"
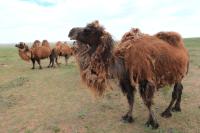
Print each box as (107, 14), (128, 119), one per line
(93, 20), (100, 28)
(88, 20), (100, 28)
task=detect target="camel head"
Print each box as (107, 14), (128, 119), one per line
(68, 20), (114, 60)
(15, 42), (29, 52)
(68, 20), (107, 47)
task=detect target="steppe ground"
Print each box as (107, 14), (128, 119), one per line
(0, 38), (200, 133)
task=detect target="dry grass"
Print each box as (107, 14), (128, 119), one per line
(0, 38), (200, 133)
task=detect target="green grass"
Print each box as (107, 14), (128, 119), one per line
(184, 38), (200, 67)
(0, 38), (200, 133)
(184, 38), (200, 48)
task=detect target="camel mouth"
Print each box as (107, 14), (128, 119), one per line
(72, 41), (77, 45)
(68, 33), (78, 40)
(72, 41), (81, 50)
(15, 44), (21, 48)
(69, 36), (76, 40)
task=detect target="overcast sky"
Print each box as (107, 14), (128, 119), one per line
(0, 0), (199, 43)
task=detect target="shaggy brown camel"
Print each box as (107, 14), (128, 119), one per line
(15, 40), (54, 69)
(68, 21), (189, 129)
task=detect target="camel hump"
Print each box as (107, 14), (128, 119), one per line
(155, 32), (183, 47)
(121, 28), (146, 43)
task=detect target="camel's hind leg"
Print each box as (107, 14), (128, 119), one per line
(120, 77), (136, 123)
(161, 83), (183, 118)
(139, 80), (159, 129)
(172, 83), (183, 112)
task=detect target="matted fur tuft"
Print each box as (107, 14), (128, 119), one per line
(115, 28), (146, 58)
(121, 28), (146, 43)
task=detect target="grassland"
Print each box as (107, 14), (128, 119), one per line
(0, 38), (200, 133)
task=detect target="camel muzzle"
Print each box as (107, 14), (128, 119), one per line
(68, 27), (83, 40)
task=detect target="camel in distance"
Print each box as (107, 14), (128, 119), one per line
(50, 41), (73, 67)
(68, 20), (189, 129)
(15, 40), (55, 69)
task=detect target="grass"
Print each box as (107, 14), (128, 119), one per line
(0, 38), (200, 133)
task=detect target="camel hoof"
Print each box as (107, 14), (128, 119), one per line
(161, 110), (172, 118)
(121, 114), (134, 123)
(51, 66), (56, 68)
(145, 120), (159, 129)
(172, 106), (181, 112)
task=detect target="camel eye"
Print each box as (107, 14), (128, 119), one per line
(84, 28), (91, 34)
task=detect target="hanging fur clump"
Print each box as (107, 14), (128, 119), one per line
(114, 28), (147, 58)
(72, 30), (114, 96)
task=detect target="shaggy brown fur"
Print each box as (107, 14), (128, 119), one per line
(115, 28), (146, 58)
(69, 21), (113, 96)
(155, 32), (183, 47)
(68, 21), (189, 129)
(15, 40), (53, 69)
(124, 32), (189, 88)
